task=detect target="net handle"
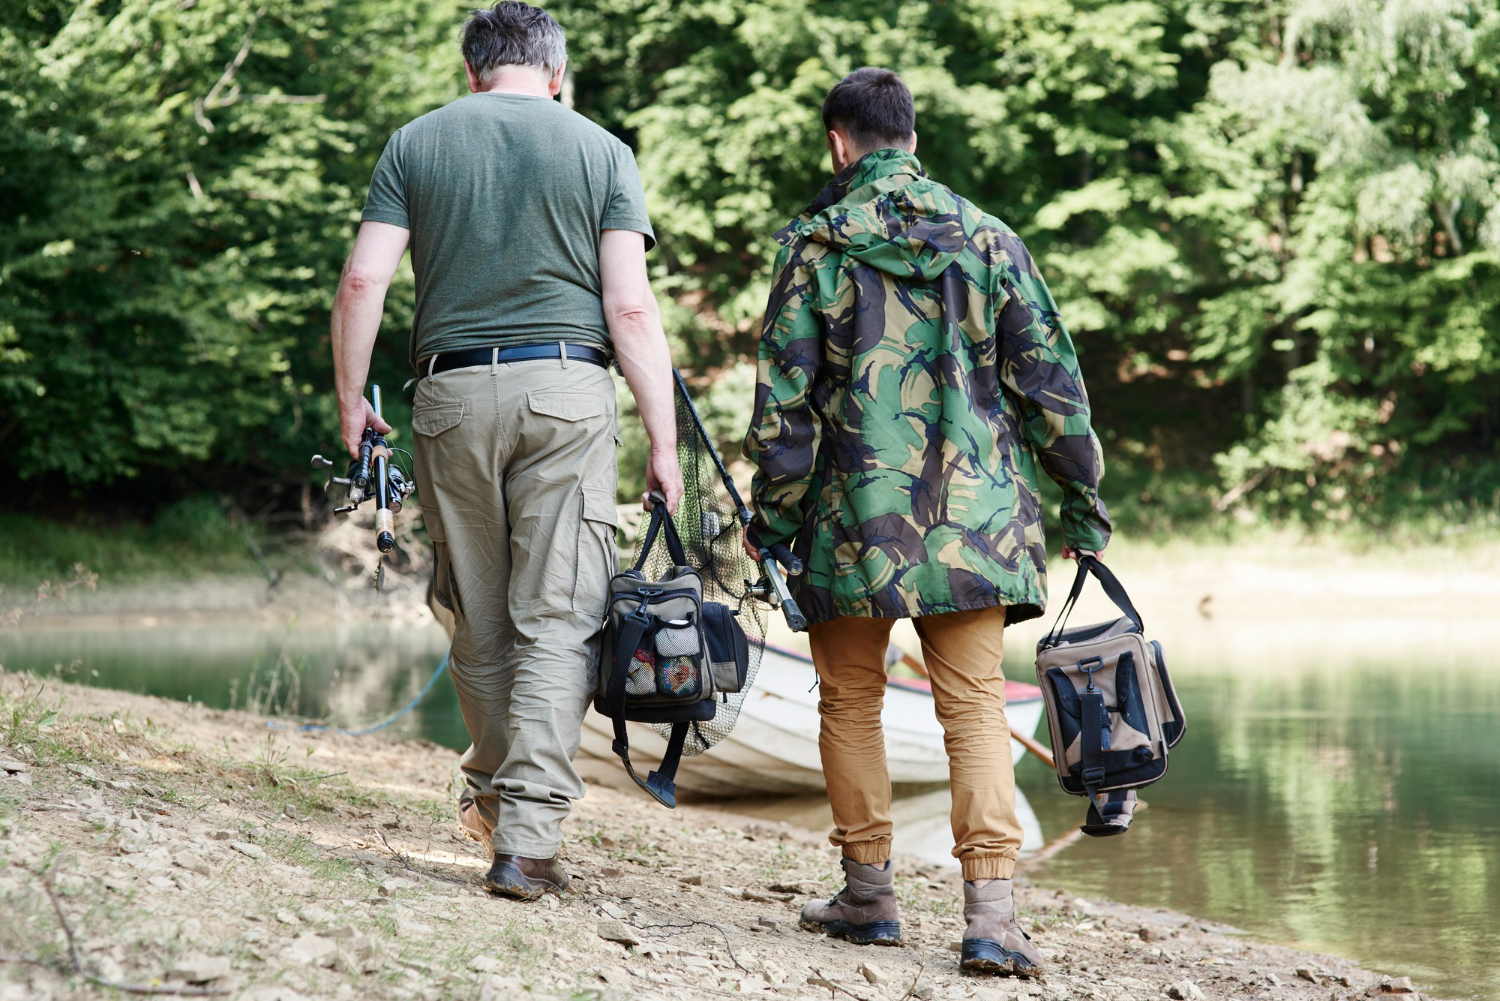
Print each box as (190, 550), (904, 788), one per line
(672, 369), (753, 525)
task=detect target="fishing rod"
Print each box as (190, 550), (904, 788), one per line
(311, 385), (415, 590)
(672, 369), (806, 632)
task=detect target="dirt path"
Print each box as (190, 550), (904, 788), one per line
(0, 672), (1437, 1001)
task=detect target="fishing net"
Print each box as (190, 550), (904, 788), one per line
(630, 376), (767, 757)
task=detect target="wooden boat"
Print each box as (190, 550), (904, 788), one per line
(728, 783), (1047, 863)
(577, 643), (1046, 798)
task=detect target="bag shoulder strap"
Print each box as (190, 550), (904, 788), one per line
(1078, 689), (1109, 798)
(602, 597), (688, 809)
(1042, 555), (1143, 648)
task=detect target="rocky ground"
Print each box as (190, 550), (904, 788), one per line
(0, 670), (1443, 1001)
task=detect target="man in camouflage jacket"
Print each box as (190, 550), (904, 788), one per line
(743, 68), (1110, 979)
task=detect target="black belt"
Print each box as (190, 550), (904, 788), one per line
(419, 343), (610, 376)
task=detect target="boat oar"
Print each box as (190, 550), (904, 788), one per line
(894, 649), (1058, 770)
(1009, 728), (1057, 771)
(895, 650), (929, 677)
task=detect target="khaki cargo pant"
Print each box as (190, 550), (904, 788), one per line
(411, 356), (618, 859)
(808, 606), (1022, 880)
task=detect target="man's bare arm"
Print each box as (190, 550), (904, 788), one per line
(331, 221), (410, 456)
(600, 228), (682, 513)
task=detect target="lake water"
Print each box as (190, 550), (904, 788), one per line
(2, 616), (1496, 999)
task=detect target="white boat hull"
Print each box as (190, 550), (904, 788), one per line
(578, 645), (1045, 798)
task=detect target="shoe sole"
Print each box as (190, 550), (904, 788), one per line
(483, 862), (569, 901)
(960, 939), (1043, 977)
(798, 918), (903, 946)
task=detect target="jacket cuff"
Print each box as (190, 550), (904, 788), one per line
(1062, 506), (1111, 554)
(751, 513), (798, 554)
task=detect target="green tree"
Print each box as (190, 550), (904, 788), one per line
(0, 0), (455, 486)
(1178, 0), (1500, 521)
(3, 0), (1497, 535)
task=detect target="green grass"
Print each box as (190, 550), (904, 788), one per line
(0, 503), (261, 585)
(1, 683), (80, 766)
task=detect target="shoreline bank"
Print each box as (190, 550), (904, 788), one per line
(9, 533), (1498, 634)
(0, 672), (1445, 1001)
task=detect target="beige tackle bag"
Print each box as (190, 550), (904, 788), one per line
(1035, 556), (1185, 809)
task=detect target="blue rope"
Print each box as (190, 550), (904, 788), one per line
(267, 649), (450, 737)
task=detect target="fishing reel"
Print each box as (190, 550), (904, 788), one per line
(311, 385), (416, 589)
(745, 541), (807, 632)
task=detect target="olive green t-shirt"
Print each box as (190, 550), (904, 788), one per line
(361, 93), (654, 366)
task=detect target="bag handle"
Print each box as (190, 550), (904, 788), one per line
(632, 492), (689, 571)
(1042, 555), (1143, 648)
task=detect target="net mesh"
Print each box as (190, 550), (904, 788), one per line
(631, 379), (767, 757)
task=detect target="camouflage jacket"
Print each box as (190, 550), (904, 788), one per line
(744, 149), (1110, 626)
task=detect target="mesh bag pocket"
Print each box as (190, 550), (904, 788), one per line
(655, 619), (701, 658)
(625, 647), (657, 697)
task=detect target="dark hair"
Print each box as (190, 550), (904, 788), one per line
(821, 67), (915, 152)
(462, 2), (567, 80)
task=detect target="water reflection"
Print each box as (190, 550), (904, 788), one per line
(0, 620), (461, 746)
(1, 617), (1496, 998)
(1010, 624), (1500, 1001)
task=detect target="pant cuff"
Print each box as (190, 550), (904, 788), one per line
(840, 842), (892, 865)
(960, 855), (1017, 881)
(492, 836), (561, 859)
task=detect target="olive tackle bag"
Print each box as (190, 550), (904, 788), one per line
(1034, 556), (1185, 834)
(595, 497), (749, 808)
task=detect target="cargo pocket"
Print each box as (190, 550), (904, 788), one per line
(528, 390), (606, 423)
(412, 400), (466, 438)
(572, 489), (619, 615)
(430, 539), (462, 622)
(1108, 654), (1153, 754)
(1045, 667), (1085, 768)
(703, 602), (749, 694)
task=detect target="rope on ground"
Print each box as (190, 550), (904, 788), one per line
(265, 649), (450, 737)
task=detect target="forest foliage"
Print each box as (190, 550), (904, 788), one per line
(2, 0), (1497, 537)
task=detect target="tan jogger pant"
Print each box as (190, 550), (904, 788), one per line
(411, 356), (618, 859)
(808, 606), (1022, 880)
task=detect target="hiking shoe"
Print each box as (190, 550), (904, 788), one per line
(798, 858), (902, 946)
(483, 854), (569, 900)
(960, 879), (1043, 977)
(456, 789), (492, 846)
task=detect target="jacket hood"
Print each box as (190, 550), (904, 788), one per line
(777, 149), (965, 281)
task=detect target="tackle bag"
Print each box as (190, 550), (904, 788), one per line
(595, 497), (749, 808)
(1035, 556), (1185, 834)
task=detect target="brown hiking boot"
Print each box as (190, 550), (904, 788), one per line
(960, 879), (1043, 977)
(456, 789), (492, 846)
(798, 858), (902, 945)
(483, 854), (569, 900)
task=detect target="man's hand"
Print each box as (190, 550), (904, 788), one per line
(742, 524), (762, 561)
(1062, 545), (1100, 562)
(341, 396), (393, 458)
(644, 447), (683, 514)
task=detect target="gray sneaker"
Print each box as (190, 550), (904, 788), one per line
(959, 879), (1043, 976)
(798, 858), (903, 946)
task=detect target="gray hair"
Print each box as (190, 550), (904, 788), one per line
(462, 2), (567, 81)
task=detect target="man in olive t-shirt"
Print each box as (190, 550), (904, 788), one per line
(361, 85), (655, 367)
(328, 1), (682, 902)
